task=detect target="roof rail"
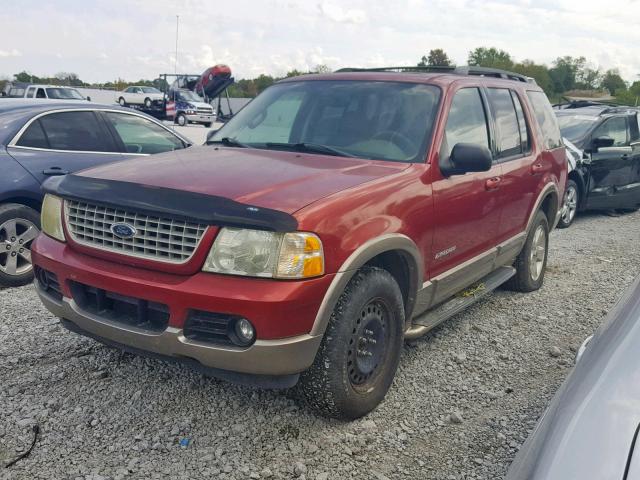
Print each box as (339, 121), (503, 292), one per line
(335, 65), (535, 84)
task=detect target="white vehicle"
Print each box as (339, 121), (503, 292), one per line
(117, 86), (164, 108)
(7, 84), (88, 101)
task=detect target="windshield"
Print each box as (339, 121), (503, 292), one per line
(556, 114), (598, 142)
(212, 80), (441, 163)
(141, 87), (161, 93)
(46, 88), (85, 100)
(176, 90), (201, 102)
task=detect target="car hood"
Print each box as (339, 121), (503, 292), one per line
(76, 146), (409, 214)
(189, 101), (213, 109)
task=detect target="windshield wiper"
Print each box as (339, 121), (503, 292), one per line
(209, 137), (250, 148)
(264, 142), (357, 158)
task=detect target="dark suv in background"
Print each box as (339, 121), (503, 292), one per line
(555, 102), (640, 227)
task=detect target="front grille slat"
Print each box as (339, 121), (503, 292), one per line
(65, 200), (207, 263)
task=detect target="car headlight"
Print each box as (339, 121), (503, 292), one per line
(203, 228), (324, 279)
(41, 194), (65, 242)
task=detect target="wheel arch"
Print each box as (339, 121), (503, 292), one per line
(310, 234), (422, 337)
(528, 183), (560, 231)
(0, 196), (43, 213)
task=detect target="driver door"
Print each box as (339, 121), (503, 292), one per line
(585, 115), (640, 210)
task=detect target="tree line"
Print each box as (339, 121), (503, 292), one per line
(5, 49), (639, 104)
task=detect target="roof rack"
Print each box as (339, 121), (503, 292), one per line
(553, 98), (639, 113)
(335, 65), (535, 84)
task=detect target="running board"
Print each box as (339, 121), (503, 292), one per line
(404, 266), (515, 340)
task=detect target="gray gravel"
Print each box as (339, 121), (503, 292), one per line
(1, 210), (639, 479)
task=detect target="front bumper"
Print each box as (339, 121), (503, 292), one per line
(185, 113), (214, 123)
(32, 235), (330, 377)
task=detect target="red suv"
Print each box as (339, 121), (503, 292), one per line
(32, 67), (566, 419)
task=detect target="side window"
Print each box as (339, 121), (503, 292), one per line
(442, 88), (489, 160)
(36, 88), (46, 99)
(487, 88), (521, 158)
(511, 91), (530, 153)
(593, 117), (628, 147)
(526, 91), (562, 149)
(38, 111), (114, 152)
(104, 112), (185, 154)
(26, 87), (36, 98)
(16, 119), (49, 149)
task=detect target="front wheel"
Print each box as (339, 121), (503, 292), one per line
(557, 179), (578, 228)
(504, 210), (549, 292)
(118, 97), (126, 106)
(0, 204), (41, 288)
(203, 122), (213, 128)
(144, 97), (152, 108)
(298, 267), (404, 420)
(176, 113), (187, 126)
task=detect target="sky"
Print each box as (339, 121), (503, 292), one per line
(1, 0), (639, 83)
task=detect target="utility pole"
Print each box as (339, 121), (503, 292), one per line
(174, 15), (179, 74)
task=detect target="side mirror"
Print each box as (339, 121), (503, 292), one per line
(592, 136), (614, 151)
(440, 143), (493, 176)
(205, 128), (220, 145)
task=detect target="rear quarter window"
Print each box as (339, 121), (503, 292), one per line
(526, 91), (562, 149)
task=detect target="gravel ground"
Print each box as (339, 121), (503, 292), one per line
(1, 210), (639, 480)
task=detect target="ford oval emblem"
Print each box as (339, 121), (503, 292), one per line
(110, 223), (137, 239)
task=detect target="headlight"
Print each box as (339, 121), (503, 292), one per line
(203, 228), (324, 279)
(41, 194), (65, 242)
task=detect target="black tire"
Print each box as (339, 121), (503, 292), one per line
(0, 203), (41, 288)
(557, 179), (579, 229)
(298, 267), (405, 420)
(176, 113), (187, 126)
(504, 210), (549, 293)
(118, 97), (126, 106)
(144, 97), (152, 108)
(204, 122), (213, 128)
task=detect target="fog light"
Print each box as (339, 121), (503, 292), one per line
(233, 318), (255, 346)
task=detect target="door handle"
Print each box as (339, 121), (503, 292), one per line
(530, 162), (545, 175)
(485, 176), (502, 191)
(43, 167), (69, 176)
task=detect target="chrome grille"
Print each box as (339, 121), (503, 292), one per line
(196, 107), (213, 114)
(64, 200), (207, 263)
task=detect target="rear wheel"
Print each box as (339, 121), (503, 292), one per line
(204, 122), (213, 128)
(557, 179), (578, 228)
(298, 267), (404, 420)
(0, 204), (41, 288)
(504, 210), (549, 292)
(118, 97), (126, 106)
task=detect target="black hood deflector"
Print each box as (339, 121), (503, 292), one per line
(43, 174), (298, 232)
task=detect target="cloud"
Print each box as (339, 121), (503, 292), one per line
(317, 2), (367, 24)
(0, 49), (21, 58)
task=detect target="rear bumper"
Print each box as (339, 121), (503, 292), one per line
(31, 234), (330, 377)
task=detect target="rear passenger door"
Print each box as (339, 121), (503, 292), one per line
(430, 87), (503, 297)
(7, 110), (121, 184)
(586, 115), (640, 210)
(487, 88), (539, 242)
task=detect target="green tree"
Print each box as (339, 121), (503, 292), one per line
(548, 56), (586, 93)
(467, 47), (513, 70)
(418, 48), (452, 67)
(600, 69), (627, 95)
(14, 71), (38, 83)
(512, 61), (553, 96)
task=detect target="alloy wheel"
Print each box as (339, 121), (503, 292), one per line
(0, 218), (39, 277)
(529, 225), (546, 282)
(561, 184), (578, 224)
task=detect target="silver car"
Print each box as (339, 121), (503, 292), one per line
(507, 275), (640, 479)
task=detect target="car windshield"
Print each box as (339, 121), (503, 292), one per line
(177, 90), (201, 102)
(141, 87), (161, 93)
(211, 80), (441, 163)
(46, 88), (85, 100)
(556, 114), (598, 142)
